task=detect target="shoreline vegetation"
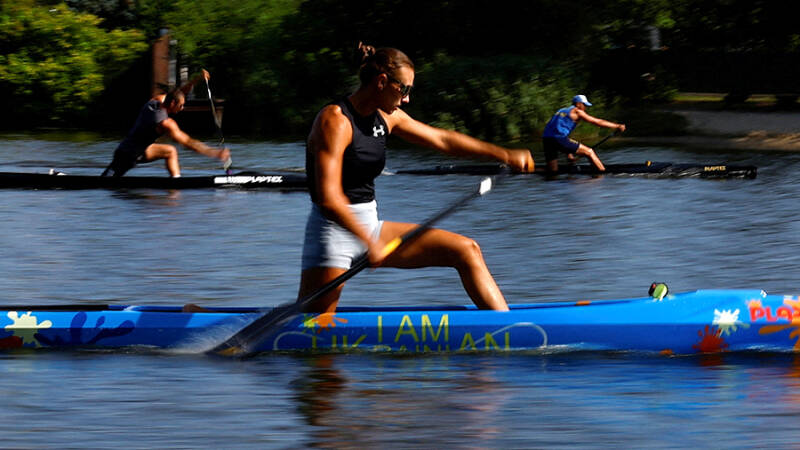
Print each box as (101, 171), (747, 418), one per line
(3, 93), (799, 152)
(4, 2), (799, 151)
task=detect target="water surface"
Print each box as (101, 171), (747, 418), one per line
(1, 134), (799, 447)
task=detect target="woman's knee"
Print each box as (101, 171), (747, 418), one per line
(450, 235), (484, 265)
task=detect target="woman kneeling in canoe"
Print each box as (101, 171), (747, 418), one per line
(299, 43), (534, 313)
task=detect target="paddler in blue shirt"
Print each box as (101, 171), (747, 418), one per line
(101, 69), (230, 177)
(542, 94), (625, 173)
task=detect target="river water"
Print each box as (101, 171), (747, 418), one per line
(2, 133), (800, 447)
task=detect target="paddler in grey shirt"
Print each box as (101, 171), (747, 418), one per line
(102, 69), (230, 177)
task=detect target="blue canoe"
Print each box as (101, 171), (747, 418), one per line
(1, 289), (798, 355)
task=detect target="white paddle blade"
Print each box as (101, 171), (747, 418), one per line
(478, 177), (493, 196)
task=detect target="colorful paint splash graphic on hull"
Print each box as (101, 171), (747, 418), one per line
(1, 311), (135, 349)
(751, 297), (800, 349)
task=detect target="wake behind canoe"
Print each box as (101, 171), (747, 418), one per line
(0, 171), (309, 190)
(1, 289), (796, 354)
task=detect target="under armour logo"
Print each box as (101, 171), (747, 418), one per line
(372, 125), (385, 137)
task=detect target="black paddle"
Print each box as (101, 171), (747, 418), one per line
(208, 175), (499, 357)
(567, 129), (618, 162)
(205, 76), (232, 174)
(589, 129), (619, 149)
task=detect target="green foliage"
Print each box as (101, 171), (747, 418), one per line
(63, 0), (138, 30)
(0, 0), (146, 124)
(593, 0), (676, 50)
(161, 0), (311, 134)
(6, 0), (800, 135)
(660, 1), (800, 96)
(407, 54), (583, 143)
(664, 0), (799, 52)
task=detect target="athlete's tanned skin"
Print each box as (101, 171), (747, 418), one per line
(298, 43), (534, 314)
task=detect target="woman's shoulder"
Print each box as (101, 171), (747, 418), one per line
(312, 103), (351, 134)
(317, 103), (347, 121)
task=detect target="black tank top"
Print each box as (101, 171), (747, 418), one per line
(307, 98), (388, 204)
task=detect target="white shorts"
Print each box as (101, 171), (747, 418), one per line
(301, 200), (384, 270)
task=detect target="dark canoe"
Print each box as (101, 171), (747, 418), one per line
(0, 161), (757, 190)
(395, 162), (758, 179)
(0, 171), (309, 190)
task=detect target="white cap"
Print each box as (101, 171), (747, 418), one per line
(572, 94), (592, 106)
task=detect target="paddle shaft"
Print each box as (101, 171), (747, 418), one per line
(204, 78), (223, 143)
(205, 77), (232, 173)
(588, 130), (618, 149)
(209, 176), (497, 357)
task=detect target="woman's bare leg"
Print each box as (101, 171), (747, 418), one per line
(297, 221), (510, 313)
(297, 267), (347, 313)
(379, 221), (509, 311)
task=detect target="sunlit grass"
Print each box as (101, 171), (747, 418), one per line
(674, 92), (798, 105)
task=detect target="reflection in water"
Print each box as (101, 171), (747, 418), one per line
(291, 355), (511, 447)
(293, 355), (350, 447)
(111, 189), (184, 205)
(287, 352), (800, 447)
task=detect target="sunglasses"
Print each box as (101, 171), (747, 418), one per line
(385, 74), (413, 97)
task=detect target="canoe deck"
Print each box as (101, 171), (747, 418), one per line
(0, 171), (309, 190)
(0, 160), (757, 190)
(1, 289), (796, 355)
(395, 162), (758, 179)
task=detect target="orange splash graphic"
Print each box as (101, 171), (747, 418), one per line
(692, 325), (728, 353)
(748, 299), (763, 309)
(755, 297), (800, 349)
(303, 313), (348, 333)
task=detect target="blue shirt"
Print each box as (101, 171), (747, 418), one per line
(542, 106), (577, 138)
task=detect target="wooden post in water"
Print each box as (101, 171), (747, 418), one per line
(151, 29), (172, 96)
(150, 29), (224, 131)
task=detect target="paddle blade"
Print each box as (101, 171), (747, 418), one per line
(478, 176), (493, 195)
(209, 305), (295, 357)
(205, 78), (224, 131)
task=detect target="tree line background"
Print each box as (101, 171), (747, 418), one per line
(2, 0), (799, 142)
